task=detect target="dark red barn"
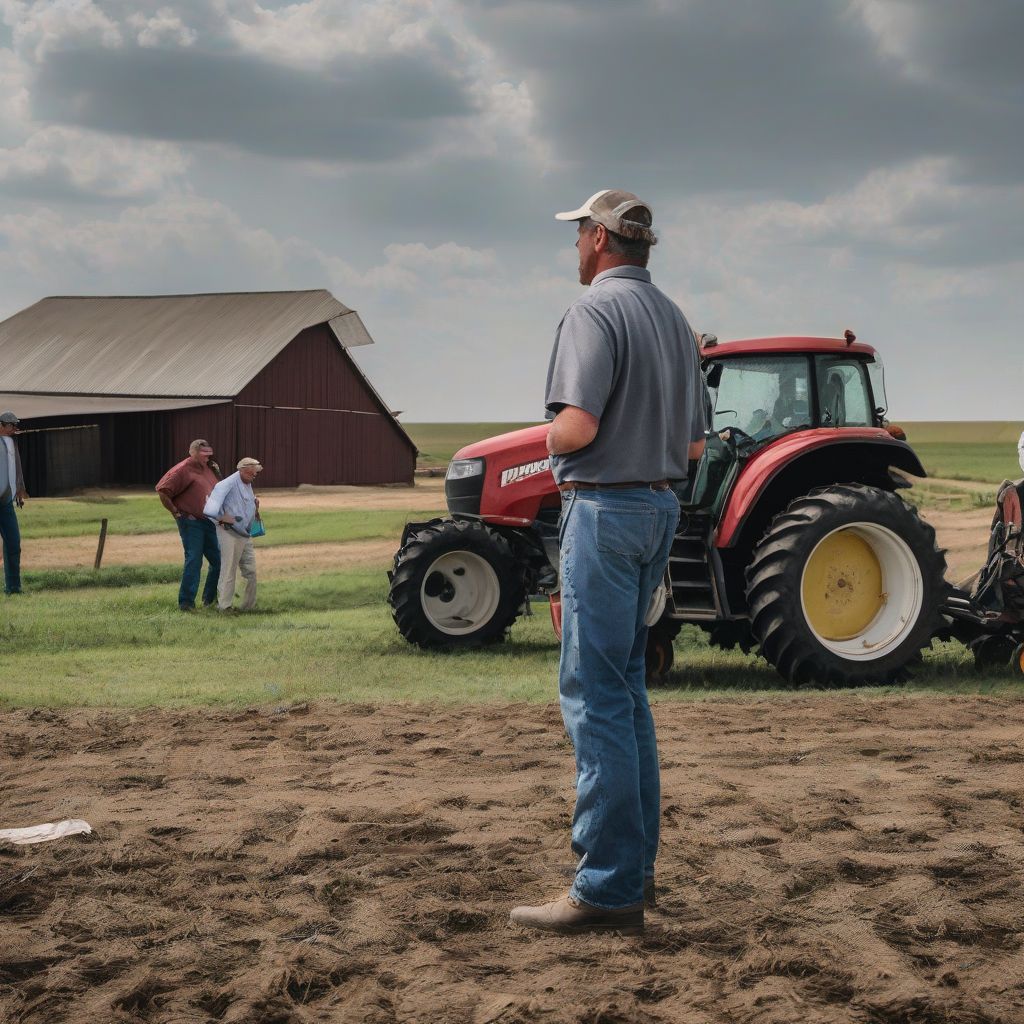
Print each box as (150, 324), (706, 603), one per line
(0, 290), (417, 494)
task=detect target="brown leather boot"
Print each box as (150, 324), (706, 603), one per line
(509, 895), (644, 935)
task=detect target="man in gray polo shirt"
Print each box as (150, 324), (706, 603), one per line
(511, 190), (706, 936)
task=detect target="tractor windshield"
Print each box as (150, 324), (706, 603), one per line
(708, 356), (812, 443)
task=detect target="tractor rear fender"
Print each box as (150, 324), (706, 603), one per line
(716, 432), (926, 554)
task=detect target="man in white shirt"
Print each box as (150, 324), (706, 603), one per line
(0, 411), (28, 595)
(1018, 430), (1024, 477)
(204, 457), (263, 613)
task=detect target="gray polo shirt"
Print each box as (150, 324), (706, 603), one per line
(544, 265), (706, 485)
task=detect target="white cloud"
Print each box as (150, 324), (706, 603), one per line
(0, 48), (31, 133)
(212, 0), (542, 162)
(216, 0), (446, 66)
(1, 0), (123, 61)
(128, 7), (197, 48)
(0, 125), (190, 197)
(656, 157), (1024, 307)
(848, 0), (922, 71)
(0, 196), (290, 282)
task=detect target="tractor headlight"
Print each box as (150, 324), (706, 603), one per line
(446, 458), (485, 481)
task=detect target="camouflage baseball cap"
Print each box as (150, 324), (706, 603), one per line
(555, 189), (657, 244)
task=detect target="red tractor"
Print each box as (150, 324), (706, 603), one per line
(389, 334), (949, 686)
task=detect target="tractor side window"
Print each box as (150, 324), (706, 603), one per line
(866, 357), (887, 419)
(711, 356), (812, 441)
(816, 359), (872, 427)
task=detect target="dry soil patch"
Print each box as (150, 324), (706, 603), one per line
(2, 698), (1023, 1023)
(21, 535), (397, 577)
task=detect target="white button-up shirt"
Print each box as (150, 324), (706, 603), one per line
(204, 471), (257, 536)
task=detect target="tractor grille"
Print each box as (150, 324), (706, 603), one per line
(667, 512), (718, 618)
(445, 472), (483, 515)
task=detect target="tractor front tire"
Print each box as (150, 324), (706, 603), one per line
(389, 519), (526, 649)
(746, 484), (946, 687)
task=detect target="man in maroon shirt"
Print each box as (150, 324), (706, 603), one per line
(156, 439), (222, 611)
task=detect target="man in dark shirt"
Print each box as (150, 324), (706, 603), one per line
(511, 190), (706, 936)
(0, 411), (28, 595)
(156, 439), (221, 611)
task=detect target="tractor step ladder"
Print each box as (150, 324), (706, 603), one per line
(667, 512), (720, 619)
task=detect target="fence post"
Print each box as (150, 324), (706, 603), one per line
(94, 518), (108, 571)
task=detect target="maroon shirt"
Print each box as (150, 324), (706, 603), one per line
(156, 458), (219, 519)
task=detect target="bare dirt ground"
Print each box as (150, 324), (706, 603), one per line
(919, 507), (993, 585)
(3, 698), (1023, 1023)
(256, 480), (445, 511)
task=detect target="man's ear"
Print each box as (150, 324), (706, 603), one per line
(592, 223), (608, 253)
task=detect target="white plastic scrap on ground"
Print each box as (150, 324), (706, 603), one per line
(0, 820), (93, 845)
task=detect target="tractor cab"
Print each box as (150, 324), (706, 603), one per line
(681, 339), (886, 518)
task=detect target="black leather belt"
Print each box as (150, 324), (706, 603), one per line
(558, 480), (671, 492)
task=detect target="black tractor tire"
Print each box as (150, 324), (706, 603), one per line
(970, 635), (1017, 672)
(746, 484), (947, 687)
(389, 519), (526, 649)
(705, 621), (757, 655)
(646, 618), (683, 682)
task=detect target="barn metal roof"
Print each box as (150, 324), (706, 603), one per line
(0, 393), (230, 421)
(0, 290), (374, 398)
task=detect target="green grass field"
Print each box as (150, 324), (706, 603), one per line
(407, 421), (1024, 483)
(3, 425), (1023, 709)
(406, 422), (536, 466)
(0, 572), (1016, 707)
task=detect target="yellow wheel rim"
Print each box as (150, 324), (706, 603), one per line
(802, 530), (885, 641)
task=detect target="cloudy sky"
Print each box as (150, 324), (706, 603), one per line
(1, 0), (1021, 421)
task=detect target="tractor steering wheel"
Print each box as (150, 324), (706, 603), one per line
(722, 426), (755, 447)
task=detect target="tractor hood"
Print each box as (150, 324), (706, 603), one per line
(450, 423), (556, 525)
(454, 423), (549, 462)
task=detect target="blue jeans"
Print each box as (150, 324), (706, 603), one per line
(177, 518), (220, 608)
(0, 496), (21, 594)
(558, 486), (679, 909)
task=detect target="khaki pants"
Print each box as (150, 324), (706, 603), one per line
(216, 528), (257, 611)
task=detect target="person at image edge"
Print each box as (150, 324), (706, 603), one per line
(0, 411), (29, 596)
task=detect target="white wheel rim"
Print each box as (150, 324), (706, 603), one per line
(645, 581), (668, 627)
(420, 551), (502, 636)
(800, 523), (924, 661)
